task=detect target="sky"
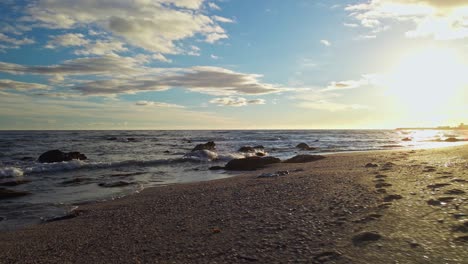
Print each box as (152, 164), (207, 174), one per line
(0, 0), (467, 130)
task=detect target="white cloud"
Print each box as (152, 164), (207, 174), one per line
(345, 0), (468, 40)
(152, 53), (172, 63)
(75, 39), (128, 56)
(344, 23), (359, 27)
(0, 79), (50, 90)
(212, 15), (235, 23)
(322, 76), (372, 91)
(208, 2), (221, 10)
(209, 97), (266, 107)
(135, 100), (184, 108)
(45, 33), (89, 48)
(320, 39), (331, 46)
(298, 100), (369, 111)
(25, 0), (230, 54)
(0, 32), (35, 50)
(210, 54), (219, 59)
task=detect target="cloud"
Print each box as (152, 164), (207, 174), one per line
(74, 66), (286, 96)
(208, 2), (221, 10)
(212, 15), (235, 23)
(0, 79), (50, 90)
(45, 33), (89, 48)
(320, 39), (331, 46)
(322, 76), (371, 91)
(152, 53), (172, 63)
(74, 39), (128, 56)
(25, 0), (229, 54)
(0, 56), (288, 96)
(298, 100), (369, 111)
(209, 97), (266, 107)
(210, 54), (219, 59)
(344, 23), (359, 27)
(0, 32), (35, 50)
(0, 54), (144, 76)
(135, 100), (184, 108)
(345, 0), (468, 40)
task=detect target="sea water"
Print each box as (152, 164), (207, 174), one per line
(0, 129), (466, 230)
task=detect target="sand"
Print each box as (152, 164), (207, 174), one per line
(0, 145), (466, 263)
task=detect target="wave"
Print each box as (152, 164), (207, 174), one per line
(0, 167), (24, 178)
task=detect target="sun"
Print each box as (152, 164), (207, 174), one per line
(386, 47), (467, 115)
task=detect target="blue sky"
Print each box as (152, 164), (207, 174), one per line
(0, 0), (467, 129)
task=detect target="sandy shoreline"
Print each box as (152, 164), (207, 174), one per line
(0, 145), (467, 263)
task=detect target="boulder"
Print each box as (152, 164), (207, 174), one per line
(253, 145), (265, 149)
(402, 137), (412, 141)
(445, 137), (459, 142)
(284, 155), (325, 163)
(296, 143), (316, 151)
(38, 150), (87, 163)
(352, 231), (382, 246)
(192, 141), (216, 152)
(256, 152), (265, 157)
(225, 156), (281, 171)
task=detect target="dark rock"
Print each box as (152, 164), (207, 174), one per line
(375, 182), (392, 188)
(295, 143), (316, 150)
(238, 146), (255, 152)
(192, 141), (216, 152)
(209, 166), (225, 170)
(383, 194), (403, 202)
(284, 155), (325, 163)
(454, 235), (468, 243)
(452, 222), (468, 233)
(313, 251), (342, 262)
(20, 156), (34, 161)
(107, 137), (118, 141)
(163, 150), (170, 154)
(365, 163), (379, 168)
(427, 183), (451, 189)
(445, 189), (465, 195)
(402, 137), (412, 141)
(0, 188), (30, 199)
(127, 137), (136, 141)
(255, 152), (265, 157)
(445, 137), (459, 142)
(38, 150), (87, 163)
(427, 199), (442, 206)
(352, 231), (382, 245)
(98, 181), (132, 188)
(0, 179), (31, 187)
(253, 145), (264, 149)
(225, 157), (281, 171)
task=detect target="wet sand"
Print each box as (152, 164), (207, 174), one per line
(0, 145), (466, 263)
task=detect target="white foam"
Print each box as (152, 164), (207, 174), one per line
(183, 150), (219, 161)
(0, 167), (24, 177)
(24, 160), (88, 173)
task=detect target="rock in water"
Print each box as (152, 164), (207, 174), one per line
(296, 143), (316, 150)
(38, 150), (87, 163)
(192, 141), (216, 152)
(0, 188), (30, 199)
(402, 137), (412, 141)
(284, 155), (325, 163)
(224, 157), (281, 171)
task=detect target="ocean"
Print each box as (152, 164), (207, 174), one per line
(0, 129), (466, 231)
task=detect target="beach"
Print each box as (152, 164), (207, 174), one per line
(0, 145), (467, 263)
